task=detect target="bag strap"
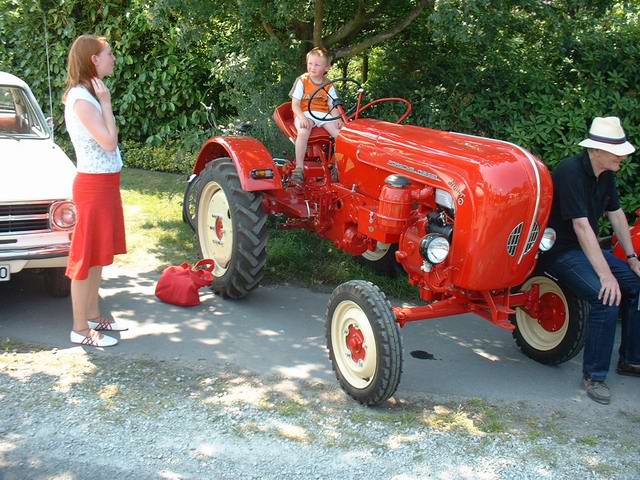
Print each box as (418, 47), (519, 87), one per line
(193, 259), (216, 272)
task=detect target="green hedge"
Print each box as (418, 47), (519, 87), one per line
(2, 0), (637, 215)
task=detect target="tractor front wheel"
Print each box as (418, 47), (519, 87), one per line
(512, 273), (588, 365)
(326, 280), (403, 405)
(196, 158), (268, 299)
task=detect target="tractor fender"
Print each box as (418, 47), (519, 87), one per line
(193, 136), (282, 191)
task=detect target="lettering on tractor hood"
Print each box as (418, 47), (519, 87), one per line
(387, 160), (440, 182)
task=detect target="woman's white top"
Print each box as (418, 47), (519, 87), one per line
(64, 86), (122, 173)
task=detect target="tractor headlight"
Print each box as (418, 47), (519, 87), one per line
(420, 234), (450, 264)
(50, 201), (77, 230)
(435, 189), (455, 211)
(538, 227), (556, 251)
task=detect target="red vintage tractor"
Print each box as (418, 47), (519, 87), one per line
(189, 78), (639, 405)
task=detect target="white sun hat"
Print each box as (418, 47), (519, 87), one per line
(578, 116), (635, 156)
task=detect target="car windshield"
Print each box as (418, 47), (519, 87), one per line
(0, 85), (49, 139)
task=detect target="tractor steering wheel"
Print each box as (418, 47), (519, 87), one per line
(307, 77), (363, 123)
(307, 78), (412, 125)
(350, 97), (413, 124)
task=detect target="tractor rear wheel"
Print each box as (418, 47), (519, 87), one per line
(182, 174), (200, 232)
(196, 158), (268, 299)
(358, 242), (400, 276)
(326, 280), (403, 405)
(512, 273), (588, 365)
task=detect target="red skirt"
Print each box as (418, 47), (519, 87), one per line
(65, 172), (127, 280)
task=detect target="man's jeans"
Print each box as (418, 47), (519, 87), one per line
(543, 249), (640, 381)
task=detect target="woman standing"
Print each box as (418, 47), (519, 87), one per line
(64, 35), (127, 346)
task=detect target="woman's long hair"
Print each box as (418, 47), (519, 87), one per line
(63, 34), (107, 101)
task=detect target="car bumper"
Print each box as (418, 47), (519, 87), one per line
(0, 244), (70, 273)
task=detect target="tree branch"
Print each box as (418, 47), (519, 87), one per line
(261, 20), (285, 44)
(323, 0), (366, 46)
(313, 0), (324, 47)
(332, 0), (433, 60)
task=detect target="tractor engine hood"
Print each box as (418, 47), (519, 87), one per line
(337, 119), (554, 290)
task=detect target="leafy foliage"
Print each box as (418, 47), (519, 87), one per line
(0, 0), (221, 144)
(1, 0), (638, 212)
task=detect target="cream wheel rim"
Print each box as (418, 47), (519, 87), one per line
(198, 181), (233, 277)
(361, 242), (391, 262)
(515, 276), (569, 351)
(331, 300), (378, 389)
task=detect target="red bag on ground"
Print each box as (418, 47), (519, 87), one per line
(155, 259), (216, 306)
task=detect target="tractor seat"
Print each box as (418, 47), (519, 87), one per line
(273, 102), (331, 144)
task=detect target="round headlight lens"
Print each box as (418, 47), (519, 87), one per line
(50, 201), (77, 230)
(539, 227), (556, 251)
(420, 234), (450, 264)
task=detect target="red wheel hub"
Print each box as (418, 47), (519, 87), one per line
(345, 324), (366, 363)
(537, 292), (566, 332)
(215, 216), (224, 241)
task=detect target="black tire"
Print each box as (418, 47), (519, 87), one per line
(358, 242), (400, 276)
(511, 272), (588, 365)
(45, 267), (70, 297)
(182, 174), (200, 232)
(196, 158), (268, 299)
(326, 280), (403, 405)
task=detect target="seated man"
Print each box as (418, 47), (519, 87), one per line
(289, 46), (342, 183)
(540, 116), (640, 405)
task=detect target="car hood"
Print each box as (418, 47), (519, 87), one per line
(0, 138), (76, 202)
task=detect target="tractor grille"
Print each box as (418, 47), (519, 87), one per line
(523, 222), (540, 254)
(0, 202), (51, 234)
(506, 223), (523, 257)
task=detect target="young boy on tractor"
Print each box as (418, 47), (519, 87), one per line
(289, 47), (343, 183)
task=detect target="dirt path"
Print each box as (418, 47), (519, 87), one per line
(1, 339), (639, 480)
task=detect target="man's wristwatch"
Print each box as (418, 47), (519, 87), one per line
(627, 253), (638, 260)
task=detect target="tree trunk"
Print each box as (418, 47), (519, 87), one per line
(361, 53), (368, 83)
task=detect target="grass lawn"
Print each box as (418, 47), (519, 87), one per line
(119, 168), (417, 299)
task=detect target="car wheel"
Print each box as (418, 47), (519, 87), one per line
(45, 267), (71, 297)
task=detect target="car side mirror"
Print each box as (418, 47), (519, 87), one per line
(46, 117), (54, 140)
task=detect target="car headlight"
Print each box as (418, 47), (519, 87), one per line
(420, 234), (450, 264)
(50, 201), (77, 230)
(538, 227), (556, 251)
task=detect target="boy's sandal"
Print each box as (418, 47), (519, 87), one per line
(70, 328), (118, 347)
(87, 316), (128, 332)
(290, 168), (304, 183)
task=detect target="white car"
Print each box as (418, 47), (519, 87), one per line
(0, 71), (77, 296)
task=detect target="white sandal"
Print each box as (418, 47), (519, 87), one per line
(87, 316), (128, 332)
(70, 329), (118, 347)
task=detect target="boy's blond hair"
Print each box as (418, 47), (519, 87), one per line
(306, 47), (331, 64)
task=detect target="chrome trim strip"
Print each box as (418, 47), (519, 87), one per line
(0, 229), (51, 237)
(0, 200), (57, 205)
(0, 214), (50, 221)
(0, 244), (70, 260)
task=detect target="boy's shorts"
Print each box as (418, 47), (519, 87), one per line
(295, 111), (339, 128)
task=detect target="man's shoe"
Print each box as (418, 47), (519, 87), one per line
(616, 361), (640, 377)
(582, 377), (610, 405)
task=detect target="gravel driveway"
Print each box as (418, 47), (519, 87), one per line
(1, 337), (639, 480)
